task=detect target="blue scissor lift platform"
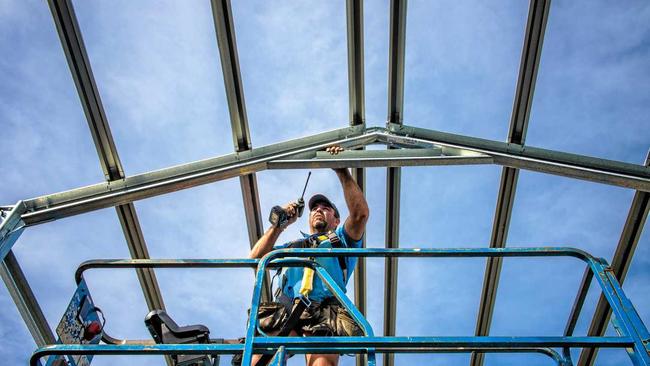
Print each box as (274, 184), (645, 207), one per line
(29, 247), (650, 366)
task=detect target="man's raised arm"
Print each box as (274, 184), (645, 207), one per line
(334, 167), (369, 241)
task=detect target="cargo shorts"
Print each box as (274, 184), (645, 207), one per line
(256, 297), (363, 337)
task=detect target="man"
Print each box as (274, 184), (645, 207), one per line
(248, 146), (369, 366)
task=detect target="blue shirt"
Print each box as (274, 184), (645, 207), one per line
(273, 225), (362, 301)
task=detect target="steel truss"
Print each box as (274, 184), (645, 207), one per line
(2, 0), (649, 365)
(1, 123), (649, 365)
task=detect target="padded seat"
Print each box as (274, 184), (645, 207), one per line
(145, 310), (215, 366)
(145, 310), (210, 344)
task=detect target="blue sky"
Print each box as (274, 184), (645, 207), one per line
(0, 1), (649, 366)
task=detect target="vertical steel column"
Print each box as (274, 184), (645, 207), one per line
(347, 0), (365, 127)
(470, 1), (550, 365)
(47, 0), (165, 314)
(0, 202), (26, 261)
(210, 0), (271, 302)
(385, 1), (407, 366)
(0, 202), (54, 346)
(346, 1), (366, 365)
(578, 152), (650, 366)
(1, 251), (56, 347)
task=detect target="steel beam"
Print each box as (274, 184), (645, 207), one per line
(268, 148), (492, 169)
(47, 0), (122, 180)
(508, 0), (551, 145)
(0, 202), (26, 261)
(351, 166), (366, 313)
(387, 0), (407, 125)
(20, 126), (368, 225)
(0, 205), (54, 347)
(384, 165), (400, 366)
(211, 0), (252, 153)
(387, 124), (650, 192)
(13, 126), (650, 226)
(471, 2), (551, 365)
(578, 152), (650, 366)
(48, 0), (164, 314)
(210, 0), (270, 302)
(1, 250), (55, 347)
(115, 205), (164, 310)
(347, 0), (365, 127)
(385, 1), (407, 365)
(346, 2), (366, 365)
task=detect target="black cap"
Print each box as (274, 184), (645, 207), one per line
(308, 194), (340, 218)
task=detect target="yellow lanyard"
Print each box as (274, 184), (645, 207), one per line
(298, 234), (329, 297)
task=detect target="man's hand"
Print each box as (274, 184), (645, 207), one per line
(326, 145), (348, 174)
(326, 145), (344, 155)
(283, 202), (300, 227)
(249, 201), (300, 259)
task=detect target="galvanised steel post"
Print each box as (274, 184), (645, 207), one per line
(0, 202), (26, 261)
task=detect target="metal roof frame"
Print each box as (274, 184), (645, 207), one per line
(471, 1), (551, 365)
(0, 1), (648, 365)
(0, 250), (55, 347)
(577, 153), (650, 366)
(384, 1), (407, 365)
(48, 0), (165, 315)
(346, 2), (367, 366)
(211, 0), (271, 302)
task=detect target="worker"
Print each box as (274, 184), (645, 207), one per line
(248, 145), (369, 366)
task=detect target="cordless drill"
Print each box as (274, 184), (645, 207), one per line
(269, 172), (311, 228)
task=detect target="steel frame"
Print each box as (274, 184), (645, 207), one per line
(2, 1), (649, 365)
(4, 126), (646, 231)
(47, 0), (165, 317)
(471, 1), (551, 365)
(346, 2), (367, 366)
(0, 251), (55, 347)
(385, 0), (407, 362)
(211, 0), (271, 302)
(577, 153), (650, 366)
(29, 247), (650, 366)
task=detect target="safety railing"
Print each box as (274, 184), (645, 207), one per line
(31, 247), (650, 366)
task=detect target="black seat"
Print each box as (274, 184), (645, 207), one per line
(145, 310), (210, 344)
(145, 310), (215, 366)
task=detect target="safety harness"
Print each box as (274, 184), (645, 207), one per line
(256, 231), (346, 366)
(296, 231), (347, 294)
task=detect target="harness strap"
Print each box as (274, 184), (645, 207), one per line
(254, 299), (307, 366)
(280, 231), (348, 300)
(326, 231), (348, 282)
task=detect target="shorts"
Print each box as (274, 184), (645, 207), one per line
(231, 299), (364, 365)
(256, 298), (363, 337)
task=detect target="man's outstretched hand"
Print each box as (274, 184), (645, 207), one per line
(326, 145), (344, 155)
(326, 145), (348, 174)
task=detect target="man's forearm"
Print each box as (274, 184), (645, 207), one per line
(249, 226), (283, 259)
(334, 168), (369, 222)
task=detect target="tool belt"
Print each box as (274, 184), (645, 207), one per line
(251, 296), (362, 366)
